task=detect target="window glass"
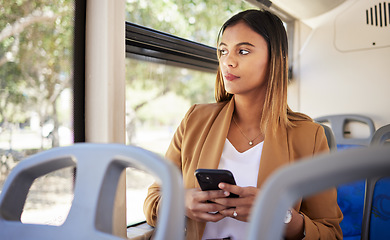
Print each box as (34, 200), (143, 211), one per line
(21, 167), (75, 226)
(125, 58), (215, 153)
(125, 58), (216, 226)
(125, 0), (254, 47)
(0, 0), (75, 225)
(126, 167), (155, 226)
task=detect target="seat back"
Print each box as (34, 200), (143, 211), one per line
(0, 143), (185, 240)
(369, 124), (390, 146)
(315, 114), (376, 239)
(315, 114), (375, 147)
(318, 123), (337, 151)
(246, 145), (390, 240)
(361, 124), (390, 240)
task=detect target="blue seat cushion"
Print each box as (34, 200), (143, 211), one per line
(337, 180), (365, 237)
(343, 236), (361, 240)
(369, 177), (390, 239)
(336, 144), (365, 238)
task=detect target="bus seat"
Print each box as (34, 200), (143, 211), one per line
(361, 124), (390, 240)
(246, 145), (390, 240)
(369, 124), (390, 146)
(315, 114), (375, 147)
(318, 123), (337, 151)
(315, 114), (376, 240)
(0, 143), (185, 240)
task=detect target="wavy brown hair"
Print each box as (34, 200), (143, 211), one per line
(215, 9), (311, 134)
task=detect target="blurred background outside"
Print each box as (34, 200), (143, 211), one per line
(0, 0), (254, 227)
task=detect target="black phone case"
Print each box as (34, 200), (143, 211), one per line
(195, 169), (239, 198)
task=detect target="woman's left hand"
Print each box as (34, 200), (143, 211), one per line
(212, 183), (259, 222)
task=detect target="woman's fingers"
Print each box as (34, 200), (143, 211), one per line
(185, 188), (230, 222)
(218, 207), (252, 222)
(213, 184), (260, 222)
(185, 185), (260, 222)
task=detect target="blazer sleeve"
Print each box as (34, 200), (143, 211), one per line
(143, 105), (195, 227)
(300, 125), (344, 239)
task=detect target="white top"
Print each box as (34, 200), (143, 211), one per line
(202, 139), (263, 240)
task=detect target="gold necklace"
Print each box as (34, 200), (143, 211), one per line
(232, 116), (262, 146)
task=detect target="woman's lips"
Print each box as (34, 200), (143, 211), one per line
(224, 73), (239, 81)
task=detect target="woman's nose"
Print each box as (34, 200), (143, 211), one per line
(222, 54), (237, 68)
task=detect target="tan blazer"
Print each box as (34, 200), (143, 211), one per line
(144, 98), (343, 239)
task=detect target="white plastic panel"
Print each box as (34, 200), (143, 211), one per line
(272, 0), (347, 19)
(335, 0), (390, 52)
(290, 0), (390, 129)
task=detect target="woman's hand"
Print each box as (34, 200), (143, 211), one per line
(185, 188), (231, 222)
(213, 183), (259, 222)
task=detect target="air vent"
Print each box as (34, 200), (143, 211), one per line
(335, 0), (390, 51)
(366, 2), (389, 27)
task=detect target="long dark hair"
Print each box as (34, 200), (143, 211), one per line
(215, 9), (310, 133)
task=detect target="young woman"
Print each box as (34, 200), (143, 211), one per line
(144, 9), (343, 240)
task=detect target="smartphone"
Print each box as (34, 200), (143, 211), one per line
(194, 169), (239, 198)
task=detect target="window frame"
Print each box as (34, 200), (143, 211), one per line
(125, 22), (219, 73)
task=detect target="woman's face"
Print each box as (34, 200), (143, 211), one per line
(219, 21), (269, 98)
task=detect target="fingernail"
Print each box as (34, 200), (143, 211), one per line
(219, 183), (225, 188)
(224, 191), (230, 196)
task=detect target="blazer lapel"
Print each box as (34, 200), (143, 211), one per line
(195, 99), (235, 186)
(257, 123), (290, 188)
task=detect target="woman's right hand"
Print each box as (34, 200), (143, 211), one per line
(185, 188), (230, 222)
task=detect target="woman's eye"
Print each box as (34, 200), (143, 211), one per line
(239, 49), (249, 55)
(219, 49), (228, 55)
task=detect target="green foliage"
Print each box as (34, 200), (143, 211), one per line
(0, 61), (26, 123)
(126, 0), (254, 46)
(0, 0), (73, 127)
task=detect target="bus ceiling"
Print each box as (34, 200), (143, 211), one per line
(246, 0), (348, 21)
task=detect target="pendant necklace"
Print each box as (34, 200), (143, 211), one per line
(232, 116), (262, 146)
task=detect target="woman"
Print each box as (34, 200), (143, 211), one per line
(144, 9), (343, 240)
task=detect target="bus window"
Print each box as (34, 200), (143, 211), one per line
(125, 58), (215, 153)
(125, 0), (254, 47)
(21, 167), (75, 226)
(0, 0), (75, 225)
(124, 57), (216, 225)
(126, 167), (155, 226)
